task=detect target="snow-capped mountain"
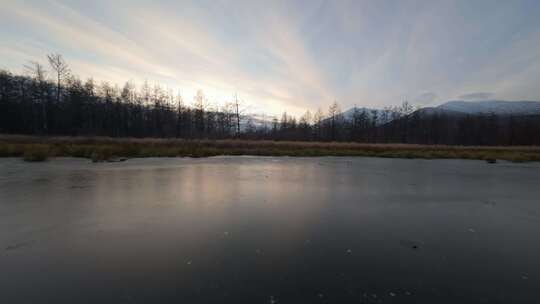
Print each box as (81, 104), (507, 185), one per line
(437, 100), (540, 115)
(239, 114), (275, 131)
(340, 107), (397, 125)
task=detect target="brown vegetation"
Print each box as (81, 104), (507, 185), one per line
(1, 135), (540, 162)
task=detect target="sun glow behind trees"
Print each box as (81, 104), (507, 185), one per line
(0, 54), (409, 140)
(2, 54), (540, 145)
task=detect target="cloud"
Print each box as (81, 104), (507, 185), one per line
(1, 1), (540, 115)
(414, 91), (438, 104)
(1, 1), (338, 116)
(458, 92), (495, 100)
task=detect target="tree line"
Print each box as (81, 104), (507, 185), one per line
(378, 109), (540, 145)
(1, 54), (539, 145)
(1, 54), (244, 139)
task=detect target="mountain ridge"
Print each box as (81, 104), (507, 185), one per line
(437, 100), (540, 115)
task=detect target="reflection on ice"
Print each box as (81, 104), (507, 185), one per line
(1, 157), (540, 303)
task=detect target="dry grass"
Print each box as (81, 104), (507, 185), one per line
(1, 134), (540, 162)
(22, 145), (49, 162)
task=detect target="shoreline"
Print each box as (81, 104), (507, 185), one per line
(2, 134), (540, 162)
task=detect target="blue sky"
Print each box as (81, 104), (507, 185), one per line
(1, 0), (540, 116)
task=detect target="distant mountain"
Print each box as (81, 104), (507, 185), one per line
(242, 100), (540, 132)
(411, 106), (472, 118)
(341, 107), (396, 125)
(437, 100), (540, 115)
(243, 107), (397, 130)
(240, 114), (275, 131)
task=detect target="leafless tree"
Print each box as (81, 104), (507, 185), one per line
(234, 93), (241, 136)
(47, 53), (70, 103)
(24, 61), (49, 132)
(328, 101), (341, 140)
(232, 93), (251, 137)
(313, 108), (324, 140)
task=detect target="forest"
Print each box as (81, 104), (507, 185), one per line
(2, 54), (540, 145)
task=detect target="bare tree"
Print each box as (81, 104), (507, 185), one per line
(231, 93), (252, 137)
(47, 53), (70, 103)
(299, 110), (313, 140)
(24, 61), (49, 132)
(193, 90), (208, 136)
(328, 101), (341, 141)
(24, 61), (47, 83)
(313, 108), (324, 140)
(193, 90), (207, 111)
(271, 117), (279, 136)
(300, 110), (312, 126)
(234, 93), (241, 137)
(261, 112), (268, 134)
(121, 81), (136, 104)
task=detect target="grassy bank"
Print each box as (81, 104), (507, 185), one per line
(1, 134), (540, 162)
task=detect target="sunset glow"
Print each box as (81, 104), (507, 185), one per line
(1, 1), (540, 116)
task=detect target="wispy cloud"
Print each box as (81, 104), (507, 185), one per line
(1, 0), (540, 115)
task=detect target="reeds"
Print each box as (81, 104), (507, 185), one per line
(1, 135), (539, 162)
(22, 145), (49, 162)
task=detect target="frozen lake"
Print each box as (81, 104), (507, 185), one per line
(1, 157), (539, 303)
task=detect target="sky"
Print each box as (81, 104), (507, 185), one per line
(1, 0), (540, 116)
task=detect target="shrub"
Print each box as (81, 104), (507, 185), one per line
(23, 146), (49, 162)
